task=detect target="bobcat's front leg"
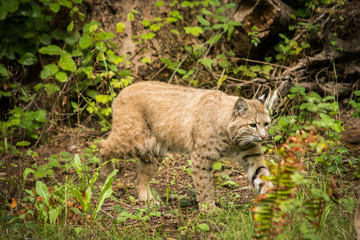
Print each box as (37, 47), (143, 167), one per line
(239, 144), (272, 194)
(191, 152), (216, 210)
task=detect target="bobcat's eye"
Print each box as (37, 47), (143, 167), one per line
(264, 122), (270, 127)
(249, 123), (257, 128)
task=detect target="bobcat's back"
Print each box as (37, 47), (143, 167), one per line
(112, 81), (236, 153)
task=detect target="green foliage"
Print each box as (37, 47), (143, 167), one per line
(0, 107), (46, 150)
(270, 85), (342, 143)
(184, 26), (204, 36)
(253, 132), (338, 239)
(269, 85), (346, 176)
(19, 150), (116, 225)
(0, 1), (357, 239)
(1, 0), (135, 143)
(349, 90), (360, 118)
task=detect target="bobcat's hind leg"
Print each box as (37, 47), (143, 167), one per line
(134, 155), (160, 205)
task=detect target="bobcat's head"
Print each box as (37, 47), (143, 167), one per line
(227, 97), (271, 148)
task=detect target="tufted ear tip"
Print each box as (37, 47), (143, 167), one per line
(233, 97), (248, 115)
(257, 94), (266, 104)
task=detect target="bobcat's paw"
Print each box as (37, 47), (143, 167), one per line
(137, 186), (160, 206)
(99, 162), (115, 180)
(259, 180), (273, 195)
(199, 202), (220, 213)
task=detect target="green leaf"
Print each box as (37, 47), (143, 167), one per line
(216, 7), (225, 14)
(55, 71), (68, 83)
(95, 94), (112, 104)
(96, 52), (105, 62)
(150, 23), (163, 32)
(331, 122), (342, 133)
(49, 206), (62, 225)
(179, 198), (192, 207)
(141, 32), (156, 40)
(184, 26), (204, 36)
(39, 34), (52, 45)
(196, 15), (210, 26)
(74, 227), (83, 236)
(79, 35), (93, 49)
(198, 58), (215, 69)
(215, 15), (227, 22)
(154, 1), (164, 7)
(107, 54), (123, 64)
(141, 57), (152, 64)
(201, 8), (213, 16)
(39, 45), (62, 55)
(212, 24), (223, 30)
(127, 9), (137, 21)
(58, 52), (76, 72)
(153, 17), (162, 22)
(250, 65), (262, 72)
(197, 223), (210, 231)
(58, 0), (72, 9)
(23, 168), (35, 182)
(3, 0), (19, 13)
(116, 22), (126, 32)
(72, 154), (82, 176)
(86, 89), (97, 99)
(228, 20), (242, 27)
(171, 29), (180, 35)
(94, 32), (115, 41)
(40, 64), (59, 79)
(141, 20), (151, 27)
(18, 52), (37, 66)
(85, 187), (92, 205)
(0, 63), (9, 80)
(213, 161), (222, 171)
(78, 11), (85, 21)
(207, 34), (222, 45)
(36, 181), (51, 206)
(49, 3), (60, 13)
(73, 188), (86, 211)
(69, 6), (79, 17)
(227, 25), (234, 40)
(225, 3), (237, 8)
(35, 109), (46, 122)
(175, 68), (186, 75)
(95, 169), (118, 217)
(52, 30), (67, 40)
(67, 21), (74, 32)
(83, 20), (101, 33)
(0, 7), (7, 20)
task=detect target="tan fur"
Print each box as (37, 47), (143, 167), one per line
(99, 81), (272, 210)
(355, 200), (360, 240)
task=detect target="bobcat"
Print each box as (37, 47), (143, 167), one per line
(99, 81), (273, 210)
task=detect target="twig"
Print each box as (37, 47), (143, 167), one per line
(101, 209), (115, 219)
(229, 57), (290, 69)
(149, 64), (167, 81)
(168, 57), (187, 84)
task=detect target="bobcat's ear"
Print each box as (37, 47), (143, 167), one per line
(257, 94), (266, 104)
(233, 97), (248, 116)
(264, 89), (279, 115)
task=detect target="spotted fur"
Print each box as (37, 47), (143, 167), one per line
(99, 81), (272, 210)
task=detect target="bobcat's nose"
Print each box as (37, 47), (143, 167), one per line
(260, 134), (267, 139)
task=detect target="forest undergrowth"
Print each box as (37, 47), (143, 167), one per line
(1, 0), (360, 239)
